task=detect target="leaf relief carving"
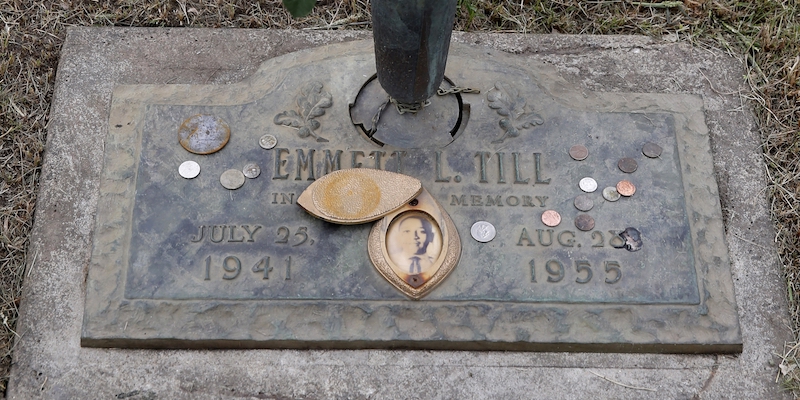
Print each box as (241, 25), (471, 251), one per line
(486, 82), (544, 144)
(274, 81), (332, 142)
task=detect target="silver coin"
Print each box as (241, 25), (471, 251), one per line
(220, 169), (245, 190)
(243, 163), (261, 179)
(178, 160), (200, 179)
(573, 195), (594, 212)
(259, 134), (277, 149)
(602, 186), (621, 202)
(470, 221), (496, 243)
(579, 177), (598, 193)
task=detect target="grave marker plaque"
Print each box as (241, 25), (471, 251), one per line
(82, 41), (741, 352)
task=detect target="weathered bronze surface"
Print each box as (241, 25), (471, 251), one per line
(82, 40), (741, 352)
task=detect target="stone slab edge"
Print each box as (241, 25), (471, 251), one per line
(81, 40), (740, 352)
(7, 27), (792, 399)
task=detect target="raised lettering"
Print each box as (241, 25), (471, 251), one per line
(486, 195), (503, 207)
(476, 152), (490, 183)
(295, 149), (315, 181)
(323, 149), (342, 175)
(513, 152), (530, 184)
(369, 150), (386, 170)
(280, 193), (295, 204)
(210, 225), (225, 243)
(228, 225), (244, 242)
(506, 195), (520, 206)
(535, 196), (548, 207)
(522, 195), (536, 207)
(190, 226), (205, 242)
(273, 148), (290, 180)
(351, 150), (365, 168)
(534, 153), (551, 184)
(241, 225), (262, 242)
(517, 228), (535, 246)
(537, 229), (554, 246)
(391, 150), (406, 173)
(558, 231), (576, 247)
(496, 152), (506, 184)
(471, 195), (483, 206)
(451, 194), (467, 206)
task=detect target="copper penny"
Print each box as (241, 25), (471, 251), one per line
(573, 195), (594, 212)
(616, 180), (636, 197)
(642, 142), (662, 158)
(618, 158), (638, 173)
(575, 214), (595, 231)
(569, 145), (589, 161)
(541, 210), (562, 227)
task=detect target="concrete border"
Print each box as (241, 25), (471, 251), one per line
(7, 28), (792, 399)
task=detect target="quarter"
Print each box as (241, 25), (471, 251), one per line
(178, 160), (200, 179)
(569, 144), (589, 161)
(616, 180), (636, 197)
(573, 195), (594, 212)
(220, 169), (246, 190)
(178, 114), (231, 155)
(574, 214), (595, 231)
(541, 210), (562, 227)
(579, 177), (598, 193)
(602, 186), (621, 202)
(642, 142), (663, 158)
(470, 221), (497, 243)
(243, 163), (261, 179)
(618, 158), (638, 173)
(259, 134), (277, 149)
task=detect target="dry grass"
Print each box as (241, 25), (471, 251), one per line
(0, 0), (798, 396)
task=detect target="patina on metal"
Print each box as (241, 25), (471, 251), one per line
(371, 0), (457, 105)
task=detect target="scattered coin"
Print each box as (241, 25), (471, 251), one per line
(569, 144), (589, 161)
(470, 221), (497, 243)
(642, 142), (663, 158)
(541, 210), (562, 227)
(602, 186), (621, 202)
(616, 180), (636, 197)
(573, 195), (594, 212)
(259, 134), (277, 149)
(618, 158), (638, 173)
(243, 163), (261, 179)
(620, 227), (643, 252)
(579, 177), (598, 193)
(178, 114), (231, 155)
(575, 214), (595, 231)
(178, 161), (200, 179)
(220, 169), (245, 190)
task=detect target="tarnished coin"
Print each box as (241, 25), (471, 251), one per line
(642, 142), (663, 158)
(602, 186), (621, 202)
(579, 177), (598, 193)
(178, 114), (231, 155)
(575, 214), (595, 231)
(470, 221), (497, 243)
(178, 161), (200, 179)
(573, 195), (594, 212)
(541, 210), (562, 227)
(259, 134), (277, 149)
(220, 169), (245, 190)
(243, 163), (261, 179)
(569, 144), (589, 161)
(616, 180), (636, 197)
(618, 158), (638, 173)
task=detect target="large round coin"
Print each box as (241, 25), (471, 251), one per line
(575, 214), (595, 231)
(569, 144), (589, 161)
(178, 114), (231, 155)
(579, 177), (598, 193)
(642, 142), (663, 158)
(618, 158), (638, 173)
(178, 161), (200, 179)
(220, 169), (245, 190)
(470, 221), (497, 243)
(616, 180), (636, 197)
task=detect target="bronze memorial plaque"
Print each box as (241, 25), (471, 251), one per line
(82, 41), (741, 352)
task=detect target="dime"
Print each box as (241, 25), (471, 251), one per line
(220, 169), (245, 190)
(541, 210), (562, 227)
(616, 180), (636, 197)
(573, 195), (594, 212)
(470, 221), (497, 243)
(569, 144), (589, 161)
(579, 177), (598, 193)
(602, 186), (621, 202)
(178, 160), (200, 179)
(178, 114), (231, 155)
(243, 163), (261, 179)
(642, 142), (662, 158)
(575, 214), (595, 231)
(618, 158), (638, 173)
(259, 134), (277, 149)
